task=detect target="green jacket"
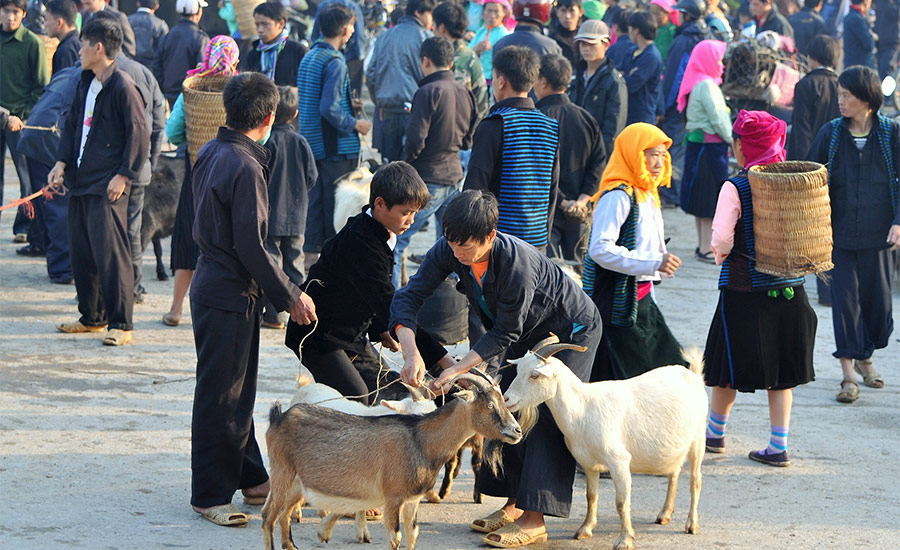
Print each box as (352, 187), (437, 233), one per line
(655, 23), (677, 65)
(0, 24), (50, 119)
(452, 40), (490, 120)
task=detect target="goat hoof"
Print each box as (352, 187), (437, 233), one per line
(474, 494), (483, 504)
(685, 521), (699, 535)
(424, 491), (441, 504)
(613, 538), (634, 550)
(358, 534), (371, 544)
(574, 527), (593, 540)
(317, 509), (328, 518)
(317, 534), (330, 544)
(157, 273), (169, 281)
(655, 514), (672, 525)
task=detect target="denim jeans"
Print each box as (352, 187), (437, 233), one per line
(392, 182), (460, 287)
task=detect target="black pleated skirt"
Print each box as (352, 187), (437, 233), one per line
(704, 286), (817, 392)
(680, 141), (729, 218)
(170, 154), (200, 271)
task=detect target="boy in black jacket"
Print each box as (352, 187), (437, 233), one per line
(394, 36), (477, 286)
(49, 18), (149, 347)
(286, 161), (456, 402)
(261, 87), (319, 329)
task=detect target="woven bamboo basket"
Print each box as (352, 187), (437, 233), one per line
(40, 35), (59, 76)
(748, 161), (833, 277)
(233, 0), (264, 40)
(183, 75), (230, 165)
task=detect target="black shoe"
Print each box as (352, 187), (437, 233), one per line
(407, 253), (427, 265)
(16, 244), (46, 257)
(748, 449), (791, 467)
(51, 276), (74, 285)
(706, 437), (726, 454)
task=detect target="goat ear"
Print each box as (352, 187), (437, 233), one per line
(533, 365), (556, 379)
(455, 389), (476, 402)
(380, 400), (404, 412)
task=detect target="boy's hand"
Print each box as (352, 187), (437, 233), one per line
(290, 292), (317, 325)
(355, 119), (372, 135)
(7, 116), (23, 132)
(107, 174), (128, 202)
(379, 331), (400, 352)
(48, 162), (66, 189)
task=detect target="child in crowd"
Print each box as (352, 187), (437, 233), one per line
(464, 45), (560, 252)
(620, 10), (663, 125)
(605, 8), (632, 69)
(261, 87), (319, 328)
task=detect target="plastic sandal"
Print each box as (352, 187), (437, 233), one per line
(854, 360), (884, 388)
(836, 379), (859, 403)
(57, 321), (107, 333)
(197, 503), (249, 527)
(102, 329), (132, 346)
(482, 523), (548, 548)
(470, 509), (515, 533)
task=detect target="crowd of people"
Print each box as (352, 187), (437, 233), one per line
(1, 0), (898, 543)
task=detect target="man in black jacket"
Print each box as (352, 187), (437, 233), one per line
(875, 0), (900, 77)
(787, 34), (840, 160)
(45, 0), (80, 72)
(787, 0), (826, 56)
(153, 0), (209, 106)
(536, 54), (606, 269)
(749, 0), (794, 38)
(48, 18), (149, 346)
(394, 36), (477, 286)
(80, 0), (136, 57)
(493, 0), (562, 59)
(189, 73), (316, 526)
(128, 0), (169, 69)
(242, 1), (308, 86)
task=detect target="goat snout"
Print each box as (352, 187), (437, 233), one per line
(501, 424), (523, 444)
(503, 396), (520, 413)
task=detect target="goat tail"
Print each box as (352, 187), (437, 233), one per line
(269, 402), (286, 429)
(681, 346), (705, 377)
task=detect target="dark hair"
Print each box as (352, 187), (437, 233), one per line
(838, 65), (883, 112)
(805, 0), (823, 8)
(274, 86), (298, 124)
(627, 10), (657, 40)
(407, 0), (438, 17)
(556, 0), (584, 8)
(420, 36), (455, 68)
(441, 190), (498, 244)
(369, 161), (430, 210)
(737, 4), (752, 18)
(493, 46), (540, 93)
(0, 0), (27, 11)
(432, 1), (467, 39)
(223, 72), (280, 132)
(807, 34), (840, 69)
(614, 8), (632, 33)
(80, 17), (123, 60)
(254, 0), (287, 23)
(539, 54), (572, 92)
(137, 0), (159, 9)
(46, 0), (77, 26)
(318, 2), (355, 38)
(849, 0), (865, 5)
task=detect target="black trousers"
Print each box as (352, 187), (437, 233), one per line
(190, 301), (269, 508)
(304, 157), (357, 253)
(477, 309), (603, 517)
(377, 111), (409, 163)
(69, 193), (134, 330)
(548, 214), (588, 270)
(831, 246), (895, 359)
(127, 185), (146, 295)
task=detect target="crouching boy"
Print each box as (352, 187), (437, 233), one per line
(49, 17), (149, 346)
(391, 190), (603, 545)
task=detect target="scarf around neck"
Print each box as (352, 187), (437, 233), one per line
(257, 29), (289, 80)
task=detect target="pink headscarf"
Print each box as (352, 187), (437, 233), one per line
(732, 110), (787, 169)
(676, 39), (728, 113)
(650, 0), (680, 26)
(480, 0), (516, 31)
(186, 35), (240, 79)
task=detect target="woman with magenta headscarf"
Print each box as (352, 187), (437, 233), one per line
(162, 35), (240, 327)
(703, 110), (817, 468)
(585, 123), (685, 381)
(677, 39), (731, 264)
(469, 0), (513, 86)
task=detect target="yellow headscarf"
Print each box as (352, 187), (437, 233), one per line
(592, 123), (673, 207)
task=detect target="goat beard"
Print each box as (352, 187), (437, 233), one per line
(480, 406), (540, 476)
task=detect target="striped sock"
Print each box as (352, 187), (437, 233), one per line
(706, 411), (729, 439)
(765, 426), (789, 455)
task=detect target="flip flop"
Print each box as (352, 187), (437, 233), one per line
(197, 503), (249, 527)
(694, 248), (716, 264)
(470, 509), (515, 533)
(836, 379), (859, 403)
(853, 361), (884, 388)
(482, 523), (548, 548)
(162, 313), (180, 327)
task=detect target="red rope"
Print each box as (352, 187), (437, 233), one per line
(0, 184), (67, 219)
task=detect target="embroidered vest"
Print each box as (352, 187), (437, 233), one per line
(297, 42), (359, 160)
(492, 106), (559, 247)
(718, 173), (805, 291)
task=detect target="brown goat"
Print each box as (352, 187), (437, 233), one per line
(424, 434), (484, 504)
(262, 373), (522, 550)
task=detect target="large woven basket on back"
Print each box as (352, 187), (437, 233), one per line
(183, 75), (230, 165)
(40, 35), (58, 75)
(748, 161), (833, 277)
(233, 0), (264, 40)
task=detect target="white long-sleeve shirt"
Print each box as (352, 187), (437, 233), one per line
(588, 189), (666, 281)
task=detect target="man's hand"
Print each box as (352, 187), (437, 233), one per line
(658, 253), (682, 276)
(355, 119), (372, 135)
(379, 331), (400, 352)
(7, 116), (24, 132)
(107, 174), (128, 202)
(430, 362), (469, 394)
(48, 162), (66, 189)
(401, 352), (427, 387)
(289, 292), (317, 325)
(888, 224), (900, 251)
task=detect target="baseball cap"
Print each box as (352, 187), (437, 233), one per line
(176, 0), (208, 15)
(574, 20), (611, 43)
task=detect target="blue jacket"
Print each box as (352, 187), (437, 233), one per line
(606, 35), (633, 71)
(311, 0), (367, 61)
(660, 20), (710, 117)
(492, 23), (563, 60)
(787, 7), (827, 56)
(366, 16), (432, 112)
(843, 8), (876, 69)
(621, 43), (663, 125)
(53, 30), (81, 73)
(128, 9), (169, 69)
(153, 19), (209, 102)
(18, 66), (81, 166)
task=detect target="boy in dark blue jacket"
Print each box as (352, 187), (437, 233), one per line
(843, 0), (877, 69)
(621, 10), (663, 125)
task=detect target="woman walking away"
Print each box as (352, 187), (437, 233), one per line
(585, 122), (685, 382)
(676, 39), (731, 264)
(704, 110), (817, 468)
(162, 36), (240, 326)
(808, 65), (899, 403)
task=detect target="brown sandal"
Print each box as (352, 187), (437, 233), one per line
(482, 523), (548, 548)
(470, 509), (515, 533)
(836, 379), (859, 403)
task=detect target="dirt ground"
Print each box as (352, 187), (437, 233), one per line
(1, 164), (899, 550)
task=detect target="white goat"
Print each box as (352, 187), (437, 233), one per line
(503, 336), (707, 550)
(333, 166), (373, 233)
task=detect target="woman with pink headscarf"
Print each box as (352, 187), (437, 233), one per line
(469, 0), (513, 86)
(676, 39), (731, 264)
(163, 35), (240, 327)
(649, 0), (678, 62)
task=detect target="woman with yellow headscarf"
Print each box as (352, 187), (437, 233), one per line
(584, 122), (685, 380)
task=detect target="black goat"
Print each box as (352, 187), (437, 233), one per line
(140, 154), (183, 280)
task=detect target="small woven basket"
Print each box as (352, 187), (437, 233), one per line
(233, 0), (265, 40)
(40, 35), (59, 75)
(748, 161), (833, 277)
(183, 75), (230, 165)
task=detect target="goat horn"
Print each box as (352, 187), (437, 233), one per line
(454, 373), (493, 394)
(535, 343), (588, 360)
(530, 333), (560, 354)
(468, 366), (495, 386)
